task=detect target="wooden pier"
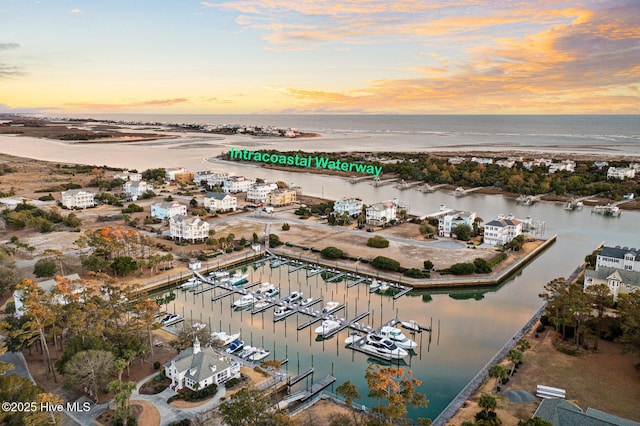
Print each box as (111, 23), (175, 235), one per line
(325, 272), (346, 282)
(287, 367), (314, 386)
(347, 277), (368, 288)
(418, 183), (447, 193)
(371, 178), (398, 187)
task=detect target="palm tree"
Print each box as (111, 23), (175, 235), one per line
(488, 364), (508, 391)
(506, 348), (523, 376)
(517, 338), (531, 352)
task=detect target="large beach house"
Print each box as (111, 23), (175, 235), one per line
(438, 210), (477, 238)
(333, 197), (364, 217)
(164, 338), (241, 392)
(204, 192), (237, 212)
(150, 201), (188, 220)
(123, 180), (154, 201)
(61, 189), (95, 209)
(365, 200), (397, 226)
(246, 183), (278, 204)
(483, 214), (523, 246)
(267, 188), (297, 207)
(170, 215), (210, 242)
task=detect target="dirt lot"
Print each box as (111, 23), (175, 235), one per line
(446, 325), (640, 425)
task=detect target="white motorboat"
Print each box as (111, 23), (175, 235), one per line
(238, 346), (256, 359)
(249, 348), (271, 362)
(160, 313), (180, 325)
(378, 326), (418, 349)
(299, 297), (314, 306)
(178, 279), (201, 290)
(225, 339), (244, 353)
(281, 291), (303, 304)
(273, 305), (295, 319)
(211, 331), (241, 346)
(379, 281), (390, 292)
(192, 322), (207, 331)
(321, 301), (340, 314)
(254, 282), (276, 296)
(369, 279), (381, 292)
(314, 319), (341, 337)
(209, 270), (230, 279)
(253, 299), (273, 310)
(361, 334), (408, 359)
(344, 332), (362, 345)
(263, 287), (279, 298)
(233, 294), (257, 308)
(399, 320), (422, 333)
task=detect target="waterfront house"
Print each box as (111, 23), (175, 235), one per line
(14, 274), (82, 318)
(61, 189), (95, 209)
(533, 397), (640, 426)
(471, 157), (493, 165)
(548, 160), (576, 174)
(123, 180), (154, 201)
(366, 201), (397, 226)
(483, 214), (523, 246)
(206, 173), (230, 187)
(170, 215), (210, 242)
(438, 210), (477, 238)
(607, 166), (636, 180)
(165, 167), (187, 182)
(448, 156), (465, 164)
(204, 192), (237, 212)
(595, 246), (640, 272)
(593, 161), (609, 169)
(222, 176), (255, 193)
(246, 183), (278, 204)
(523, 158), (553, 171)
(584, 267), (640, 302)
(194, 170), (215, 184)
(113, 171), (142, 181)
(334, 197), (364, 217)
(150, 201), (187, 220)
(164, 338), (241, 392)
(495, 159), (516, 168)
(267, 188), (297, 207)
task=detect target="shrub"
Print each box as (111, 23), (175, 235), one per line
(423, 260), (434, 271)
(367, 236), (390, 248)
(321, 247), (343, 259)
(268, 234), (282, 247)
(372, 256), (400, 271)
(488, 252), (508, 268)
(404, 268), (428, 278)
(473, 258), (492, 274)
(33, 258), (56, 278)
(38, 193), (55, 201)
(122, 203), (143, 214)
(153, 361), (161, 370)
(449, 262), (476, 275)
(281, 223), (290, 231)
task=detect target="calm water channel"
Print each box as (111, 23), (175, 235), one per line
(156, 165), (640, 421)
(2, 136), (638, 420)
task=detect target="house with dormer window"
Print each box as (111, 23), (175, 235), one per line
(164, 338), (241, 391)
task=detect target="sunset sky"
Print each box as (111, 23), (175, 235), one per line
(1, 0), (639, 114)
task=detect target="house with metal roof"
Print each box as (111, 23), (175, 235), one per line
(533, 397), (639, 426)
(596, 246), (640, 272)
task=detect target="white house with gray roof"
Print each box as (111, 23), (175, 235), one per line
(483, 214), (523, 246)
(164, 338), (240, 392)
(596, 246), (640, 272)
(170, 215), (210, 242)
(61, 189), (95, 209)
(584, 267), (640, 302)
(123, 180), (154, 201)
(438, 210), (477, 238)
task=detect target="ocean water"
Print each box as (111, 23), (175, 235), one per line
(80, 114), (640, 155)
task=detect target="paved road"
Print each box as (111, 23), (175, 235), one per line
(15, 248), (93, 269)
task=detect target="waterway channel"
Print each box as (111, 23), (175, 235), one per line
(3, 137), (638, 421)
(155, 164), (640, 422)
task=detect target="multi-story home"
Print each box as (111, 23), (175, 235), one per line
(61, 189), (95, 209)
(169, 215), (210, 242)
(246, 183), (278, 204)
(204, 192), (237, 212)
(438, 210), (477, 238)
(495, 159), (516, 168)
(607, 167), (636, 180)
(194, 170), (215, 184)
(205, 173), (230, 188)
(164, 338), (241, 392)
(448, 157), (465, 165)
(123, 180), (154, 201)
(523, 158), (552, 170)
(113, 171), (142, 181)
(222, 176), (255, 193)
(595, 246), (640, 272)
(150, 201), (187, 220)
(334, 197), (364, 217)
(548, 160), (576, 174)
(483, 214), (523, 246)
(366, 201), (397, 226)
(165, 167), (188, 182)
(267, 188), (297, 207)
(583, 267), (640, 302)
(471, 157), (493, 165)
